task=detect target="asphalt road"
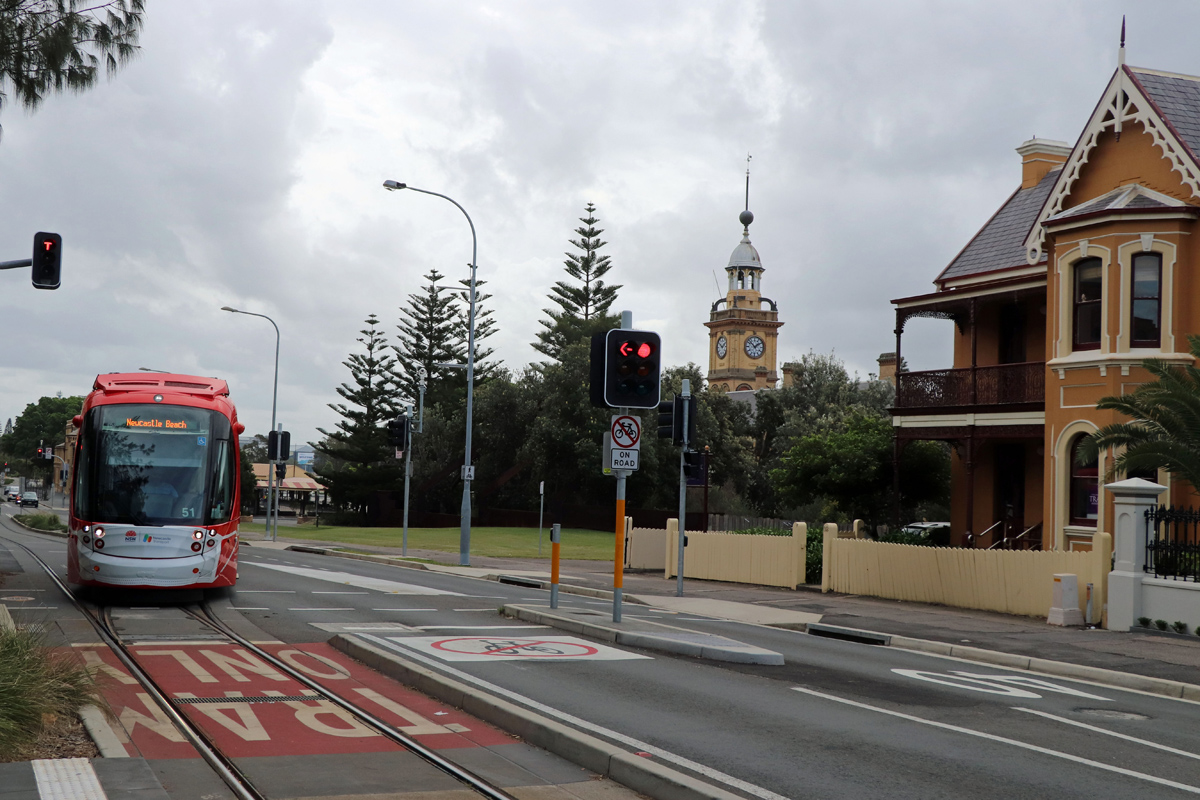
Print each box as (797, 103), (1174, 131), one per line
(3, 509), (1199, 799)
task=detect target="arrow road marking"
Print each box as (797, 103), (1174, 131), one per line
(792, 687), (1200, 795)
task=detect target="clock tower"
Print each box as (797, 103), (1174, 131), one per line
(705, 207), (782, 392)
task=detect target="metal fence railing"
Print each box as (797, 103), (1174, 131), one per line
(1145, 505), (1200, 582)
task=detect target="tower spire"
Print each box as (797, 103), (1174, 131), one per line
(740, 154), (754, 232)
(1118, 15), (1126, 67)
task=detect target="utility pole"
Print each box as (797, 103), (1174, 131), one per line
(401, 366), (426, 558)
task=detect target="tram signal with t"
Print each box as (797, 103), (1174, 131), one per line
(31, 232), (61, 290)
(387, 416), (409, 447)
(596, 329), (661, 409)
(682, 449), (703, 479)
(267, 430), (291, 461)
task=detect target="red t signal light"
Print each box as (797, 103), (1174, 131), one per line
(31, 231), (62, 290)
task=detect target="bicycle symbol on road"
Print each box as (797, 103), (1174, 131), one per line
(431, 637), (600, 658)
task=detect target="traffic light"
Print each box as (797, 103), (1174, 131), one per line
(595, 329), (661, 409)
(31, 232), (61, 290)
(682, 450), (703, 479)
(656, 394), (697, 446)
(36, 447), (44, 459)
(275, 462), (286, 481)
(387, 416), (410, 447)
(657, 397), (677, 441)
(267, 430), (291, 461)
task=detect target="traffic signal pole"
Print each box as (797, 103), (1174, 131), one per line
(612, 310), (633, 624)
(676, 379), (690, 597)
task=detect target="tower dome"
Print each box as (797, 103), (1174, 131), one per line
(727, 210), (761, 269)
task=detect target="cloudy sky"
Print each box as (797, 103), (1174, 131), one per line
(1, 1), (1197, 446)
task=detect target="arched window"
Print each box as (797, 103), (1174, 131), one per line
(737, 271), (745, 290)
(1131, 253), (1162, 348)
(735, 383), (752, 391)
(1073, 258), (1102, 351)
(1069, 435), (1098, 526)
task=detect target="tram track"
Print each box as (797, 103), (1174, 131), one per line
(1, 530), (518, 800)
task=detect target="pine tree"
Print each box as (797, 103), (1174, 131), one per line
(534, 203), (622, 360)
(313, 315), (405, 516)
(395, 270), (465, 409)
(457, 276), (497, 383)
(0, 1), (143, 119)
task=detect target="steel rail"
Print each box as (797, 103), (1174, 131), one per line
(0, 532), (266, 800)
(188, 603), (517, 800)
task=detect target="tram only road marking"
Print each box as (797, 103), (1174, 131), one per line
(793, 687), (1200, 795)
(383, 635), (651, 662)
(245, 562), (462, 595)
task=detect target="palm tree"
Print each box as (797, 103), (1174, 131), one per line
(1078, 334), (1200, 488)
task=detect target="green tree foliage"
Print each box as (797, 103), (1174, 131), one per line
(534, 203), (621, 360)
(1078, 334), (1200, 487)
(0, 0), (143, 119)
(0, 394), (84, 478)
(772, 411), (950, 528)
(313, 315), (405, 516)
(395, 269), (464, 410)
(456, 276), (498, 384)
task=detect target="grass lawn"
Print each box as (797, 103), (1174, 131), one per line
(237, 522), (617, 561)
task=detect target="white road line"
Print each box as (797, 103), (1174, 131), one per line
(373, 608), (437, 612)
(9, 606), (59, 610)
(288, 608), (354, 612)
(452, 608), (499, 612)
(414, 625), (551, 630)
(1015, 707), (1200, 761)
(363, 634), (788, 800)
(792, 687), (1200, 795)
(235, 590), (295, 593)
(312, 591), (368, 594)
(230, 607), (269, 611)
(245, 562), (461, 595)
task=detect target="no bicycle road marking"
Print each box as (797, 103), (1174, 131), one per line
(384, 635), (651, 662)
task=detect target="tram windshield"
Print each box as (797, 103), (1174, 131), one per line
(74, 403), (236, 526)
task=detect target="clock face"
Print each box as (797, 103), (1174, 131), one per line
(745, 335), (765, 359)
(716, 336), (728, 358)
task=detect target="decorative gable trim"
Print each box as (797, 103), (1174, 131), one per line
(1022, 65), (1200, 264)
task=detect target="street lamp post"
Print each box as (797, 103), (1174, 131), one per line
(383, 179), (477, 566)
(221, 306), (281, 542)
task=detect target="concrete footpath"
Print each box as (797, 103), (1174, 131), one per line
(245, 531), (1200, 699)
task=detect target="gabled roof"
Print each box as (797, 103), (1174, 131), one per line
(934, 167), (1057, 285)
(1022, 64), (1200, 262)
(1045, 183), (1198, 224)
(1127, 67), (1200, 163)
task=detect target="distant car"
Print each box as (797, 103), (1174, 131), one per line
(898, 521), (951, 546)
(4, 487), (21, 503)
(19, 491), (39, 508)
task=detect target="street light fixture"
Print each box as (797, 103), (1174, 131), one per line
(383, 179), (478, 566)
(138, 367), (169, 373)
(221, 305), (281, 542)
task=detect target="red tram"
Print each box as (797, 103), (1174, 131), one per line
(67, 373), (243, 588)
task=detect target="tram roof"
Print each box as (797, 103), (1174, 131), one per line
(93, 372), (230, 398)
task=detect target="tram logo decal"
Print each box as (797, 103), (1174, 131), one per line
(142, 534), (154, 543)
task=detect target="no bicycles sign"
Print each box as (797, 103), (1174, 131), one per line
(611, 415), (641, 450)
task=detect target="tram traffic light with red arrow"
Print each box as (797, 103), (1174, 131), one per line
(590, 329), (662, 409)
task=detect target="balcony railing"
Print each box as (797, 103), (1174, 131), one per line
(895, 361), (1045, 409)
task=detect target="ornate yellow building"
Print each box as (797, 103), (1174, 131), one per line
(705, 209), (783, 391)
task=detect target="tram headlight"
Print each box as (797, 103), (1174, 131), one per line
(82, 536), (90, 545)
(193, 530), (204, 540)
(206, 539), (215, 548)
(191, 542), (202, 552)
(93, 527), (104, 538)
(94, 539), (104, 549)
